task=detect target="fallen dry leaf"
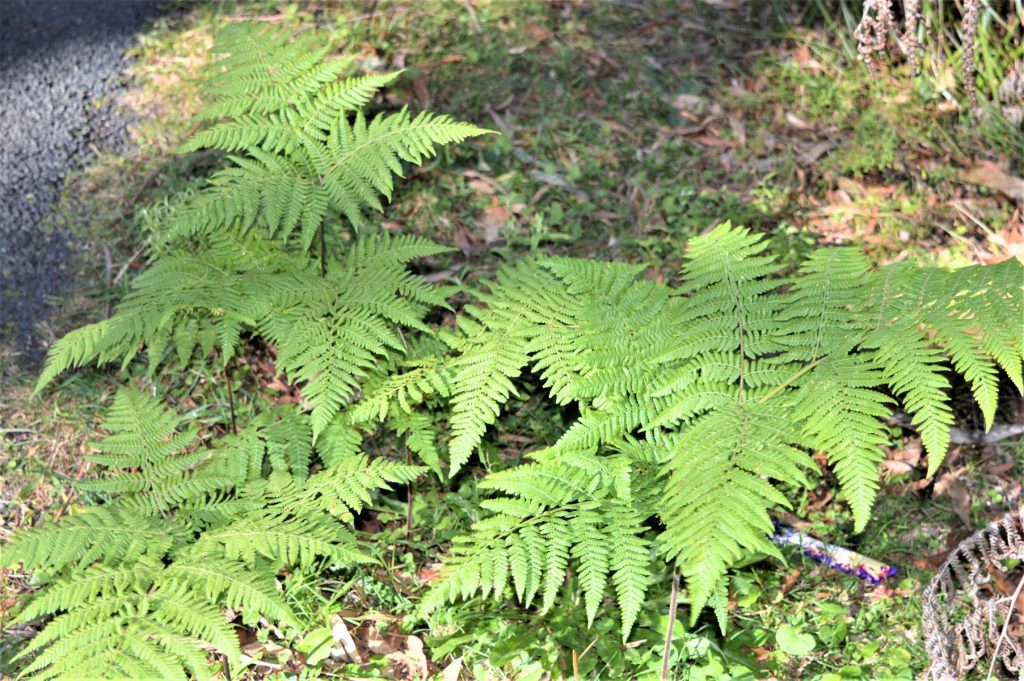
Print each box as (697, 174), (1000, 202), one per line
(526, 23), (552, 42)
(959, 161), (1024, 205)
(476, 196), (508, 244)
(671, 92), (708, 118)
(785, 112), (813, 130)
(691, 134), (741, 148)
(461, 170), (501, 195)
(882, 437), (923, 476)
(441, 656), (463, 681)
(946, 481), (973, 528)
(362, 623), (430, 680)
(780, 567), (802, 596)
(330, 614), (361, 663)
(728, 110), (747, 146)
(792, 43), (824, 73)
(932, 467), (967, 496)
(800, 140), (834, 164)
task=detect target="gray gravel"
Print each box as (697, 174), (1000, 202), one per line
(1, 0), (163, 368)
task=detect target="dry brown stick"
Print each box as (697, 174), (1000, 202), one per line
(111, 240), (150, 286)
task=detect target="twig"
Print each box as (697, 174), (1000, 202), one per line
(577, 637), (599, 661)
(887, 412), (1024, 446)
(103, 244), (113, 287)
(661, 565), (680, 681)
(463, 0), (483, 34)
(572, 649), (580, 681)
(957, 423), (1024, 446)
(111, 240), (150, 286)
(950, 201), (1011, 254)
(986, 572), (1024, 679)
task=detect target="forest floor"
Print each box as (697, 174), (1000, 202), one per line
(2, 1), (1023, 679)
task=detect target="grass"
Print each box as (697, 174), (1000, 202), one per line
(2, 1), (1023, 679)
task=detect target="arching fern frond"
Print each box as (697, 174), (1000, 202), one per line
(196, 22), (348, 120)
(413, 222), (1023, 637)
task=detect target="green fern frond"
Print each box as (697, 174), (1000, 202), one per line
(660, 403), (814, 618)
(287, 453), (424, 522)
(197, 22), (346, 120)
(1, 505), (175, 573)
(171, 24), (493, 249)
(315, 415), (364, 467)
(425, 452), (654, 639)
(4, 390), (430, 679)
(417, 223), (1022, 635)
(17, 562), (158, 622)
(791, 355), (892, 531)
(160, 558), (297, 628)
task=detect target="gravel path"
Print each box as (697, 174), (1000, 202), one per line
(0, 0), (163, 368)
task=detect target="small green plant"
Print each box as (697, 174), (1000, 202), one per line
(35, 22), (490, 439)
(7, 21), (485, 679)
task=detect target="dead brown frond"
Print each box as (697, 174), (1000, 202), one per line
(922, 507), (1024, 680)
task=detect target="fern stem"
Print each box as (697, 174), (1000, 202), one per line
(319, 223), (327, 278)
(405, 449), (414, 539)
(661, 565), (680, 681)
(225, 363), (238, 435)
(757, 359), (821, 406)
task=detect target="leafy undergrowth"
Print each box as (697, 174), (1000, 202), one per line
(2, 1), (1023, 680)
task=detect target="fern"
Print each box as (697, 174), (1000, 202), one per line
(2, 390), (424, 680)
(35, 22), (484, 447)
(18, 15), (1024, 666)
(170, 23), (492, 248)
(35, 232), (454, 441)
(195, 22), (349, 120)
(403, 222), (1023, 636)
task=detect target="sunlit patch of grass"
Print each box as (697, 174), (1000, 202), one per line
(727, 33), (1023, 263)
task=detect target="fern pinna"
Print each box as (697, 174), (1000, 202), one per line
(379, 223), (1024, 638)
(1, 389), (422, 680)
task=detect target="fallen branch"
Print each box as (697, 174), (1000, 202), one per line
(887, 412), (1024, 446)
